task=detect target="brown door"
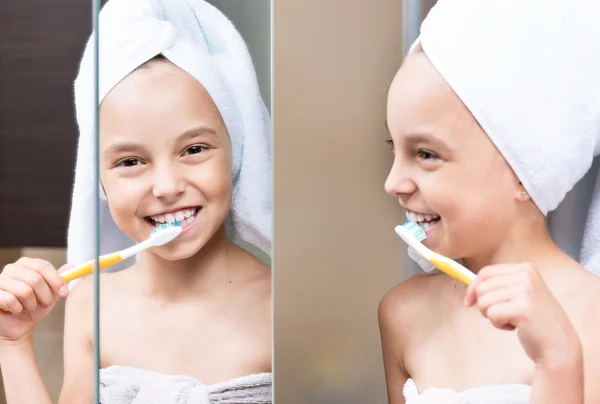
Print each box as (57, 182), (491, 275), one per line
(0, 1), (107, 247)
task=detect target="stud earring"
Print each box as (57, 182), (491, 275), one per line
(521, 191), (527, 197)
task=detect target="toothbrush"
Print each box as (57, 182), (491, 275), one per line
(395, 221), (476, 285)
(1, 223), (182, 313)
(59, 222), (182, 282)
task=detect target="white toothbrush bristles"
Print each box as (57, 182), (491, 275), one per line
(148, 222), (183, 247)
(401, 221), (427, 241)
(395, 221), (433, 260)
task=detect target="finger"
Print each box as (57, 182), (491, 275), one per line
(35, 262), (69, 297)
(21, 259), (69, 297)
(465, 263), (529, 306)
(23, 259), (68, 296)
(486, 302), (521, 331)
(0, 277), (38, 312)
(465, 281), (478, 307)
(475, 288), (514, 318)
(0, 290), (24, 315)
(9, 268), (55, 308)
(469, 274), (524, 308)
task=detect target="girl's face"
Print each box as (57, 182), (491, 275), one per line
(385, 52), (528, 260)
(99, 61), (232, 261)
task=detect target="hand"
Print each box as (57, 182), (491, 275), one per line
(464, 263), (580, 364)
(0, 258), (71, 347)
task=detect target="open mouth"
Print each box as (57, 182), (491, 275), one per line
(145, 207), (201, 229)
(405, 209), (441, 230)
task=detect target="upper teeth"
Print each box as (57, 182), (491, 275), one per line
(406, 210), (440, 223)
(150, 209), (196, 224)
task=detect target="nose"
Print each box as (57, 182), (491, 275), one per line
(384, 156), (417, 197)
(152, 165), (185, 200)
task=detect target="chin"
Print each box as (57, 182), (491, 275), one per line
(151, 243), (204, 261)
(152, 227), (221, 261)
(423, 233), (460, 260)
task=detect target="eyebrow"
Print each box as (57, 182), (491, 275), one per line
(384, 120), (452, 153)
(103, 126), (218, 158)
(177, 126), (218, 142)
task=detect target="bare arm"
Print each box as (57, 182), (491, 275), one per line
(0, 339), (53, 404)
(58, 278), (94, 404)
(378, 286), (411, 404)
(530, 342), (584, 404)
(0, 258), (70, 403)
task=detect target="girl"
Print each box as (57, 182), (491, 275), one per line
(379, 1), (600, 403)
(0, 1), (272, 403)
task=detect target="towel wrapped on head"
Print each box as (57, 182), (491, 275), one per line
(405, 0), (600, 275)
(67, 0), (272, 277)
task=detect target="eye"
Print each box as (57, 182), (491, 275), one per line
(115, 158), (143, 168)
(183, 144), (209, 155)
(417, 149), (438, 160)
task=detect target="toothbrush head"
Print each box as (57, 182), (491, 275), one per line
(400, 221), (427, 242)
(149, 222), (182, 246)
(395, 220), (433, 261)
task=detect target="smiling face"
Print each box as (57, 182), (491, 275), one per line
(99, 58), (233, 260)
(385, 51), (530, 260)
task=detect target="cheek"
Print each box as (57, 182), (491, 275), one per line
(190, 156), (233, 204)
(101, 172), (147, 232)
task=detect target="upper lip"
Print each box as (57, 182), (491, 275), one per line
(145, 206), (200, 217)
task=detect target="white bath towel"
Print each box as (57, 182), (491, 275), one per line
(67, 0), (272, 277)
(403, 378), (530, 404)
(100, 365), (272, 403)
(405, 0), (600, 275)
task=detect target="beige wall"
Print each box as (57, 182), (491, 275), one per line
(273, 1), (406, 403)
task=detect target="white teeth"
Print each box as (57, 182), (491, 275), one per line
(151, 208), (197, 224)
(406, 211), (417, 223)
(405, 210), (440, 223)
(423, 223), (431, 230)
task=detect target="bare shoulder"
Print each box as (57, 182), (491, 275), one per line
(65, 276), (94, 313)
(378, 273), (443, 330)
(378, 273), (444, 390)
(66, 270), (127, 307)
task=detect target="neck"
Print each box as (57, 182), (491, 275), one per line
(461, 217), (571, 275)
(137, 225), (238, 299)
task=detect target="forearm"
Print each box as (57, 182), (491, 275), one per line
(531, 341), (584, 404)
(0, 339), (52, 404)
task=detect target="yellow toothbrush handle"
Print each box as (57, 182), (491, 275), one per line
(1, 252), (123, 313)
(429, 253), (475, 285)
(60, 252), (124, 283)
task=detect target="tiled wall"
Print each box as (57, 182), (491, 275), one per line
(0, 248), (67, 404)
